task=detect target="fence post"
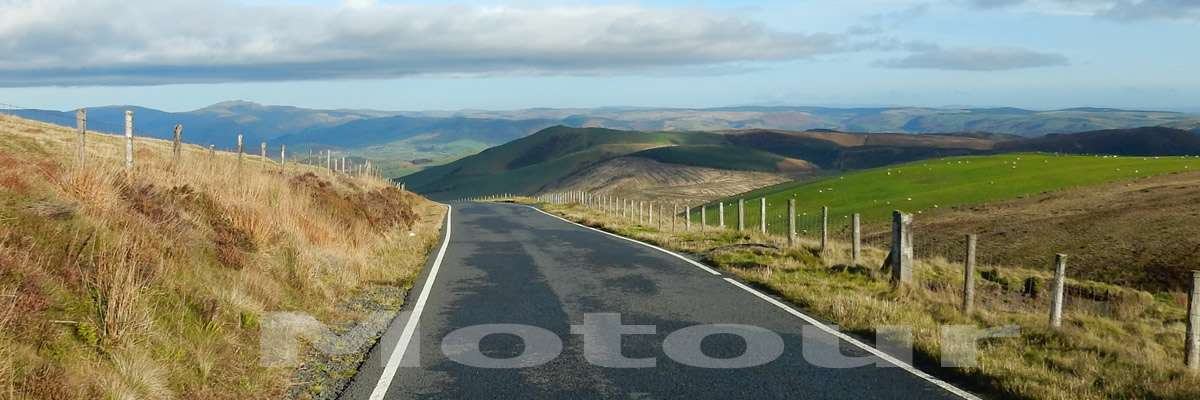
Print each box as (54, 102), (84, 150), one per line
(260, 142), (267, 169)
(851, 213), (861, 267)
(672, 203), (677, 232)
(821, 206), (829, 252)
(639, 201), (644, 224)
(1050, 254), (1068, 329)
(963, 234), (977, 314)
(737, 198), (745, 231)
(887, 211), (913, 284)
(760, 198), (767, 234)
(75, 109), (87, 165)
(236, 134), (244, 168)
(1187, 270), (1200, 371)
(685, 205), (691, 231)
(788, 199), (796, 247)
(719, 202), (725, 229)
(124, 110), (134, 171)
(281, 145), (287, 170)
(649, 202), (655, 226)
(172, 124), (183, 166)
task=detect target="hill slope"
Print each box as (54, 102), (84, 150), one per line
(711, 153), (1197, 226)
(999, 126), (1200, 155)
(398, 125), (830, 198)
(400, 125), (1015, 200)
(915, 170), (1200, 291)
(0, 114), (444, 399)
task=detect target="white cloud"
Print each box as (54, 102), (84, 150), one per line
(961, 0), (1200, 21)
(0, 0), (849, 86)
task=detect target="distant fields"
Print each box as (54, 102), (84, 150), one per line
(697, 153), (1199, 233)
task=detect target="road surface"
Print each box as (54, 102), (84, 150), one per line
(342, 202), (973, 399)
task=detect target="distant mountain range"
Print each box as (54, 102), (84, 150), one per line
(4, 101), (1199, 177)
(401, 125), (1200, 200)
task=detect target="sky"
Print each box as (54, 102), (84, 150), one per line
(0, 0), (1197, 112)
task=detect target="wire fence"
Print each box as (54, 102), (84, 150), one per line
(516, 189), (1181, 329)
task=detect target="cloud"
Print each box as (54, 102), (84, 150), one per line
(961, 0), (1200, 21)
(875, 46), (1069, 71)
(0, 0), (849, 87)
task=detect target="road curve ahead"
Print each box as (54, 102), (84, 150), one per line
(343, 202), (972, 400)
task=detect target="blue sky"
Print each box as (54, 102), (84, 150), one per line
(0, 0), (1197, 112)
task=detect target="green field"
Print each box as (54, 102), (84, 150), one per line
(694, 153), (1198, 234)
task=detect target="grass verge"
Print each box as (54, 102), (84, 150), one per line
(0, 114), (445, 399)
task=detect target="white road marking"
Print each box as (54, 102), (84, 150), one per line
(369, 204), (453, 400)
(722, 278), (980, 400)
(530, 204), (978, 400)
(526, 206), (722, 276)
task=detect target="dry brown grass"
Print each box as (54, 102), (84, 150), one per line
(0, 114), (445, 399)
(532, 198), (1200, 400)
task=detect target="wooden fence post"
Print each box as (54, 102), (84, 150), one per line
(124, 110), (134, 171)
(649, 202), (655, 226)
(685, 205), (691, 231)
(963, 234), (977, 314)
(1187, 270), (1200, 371)
(326, 151), (332, 170)
(172, 124), (182, 167)
(887, 211), (913, 284)
(760, 198), (767, 234)
(788, 199), (796, 247)
(701, 205), (707, 232)
(672, 203), (678, 232)
(851, 213), (861, 267)
(75, 109), (87, 165)
(281, 145), (287, 170)
(236, 134), (244, 168)
(260, 142), (267, 169)
(821, 206), (830, 252)
(1050, 254), (1068, 329)
(719, 202), (725, 229)
(737, 198), (745, 231)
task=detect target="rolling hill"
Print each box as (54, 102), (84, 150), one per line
(707, 153), (1198, 227)
(8, 102), (1199, 179)
(448, 106), (1200, 137)
(697, 152), (1199, 290)
(399, 126), (1011, 200)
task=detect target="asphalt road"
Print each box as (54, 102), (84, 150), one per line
(342, 202), (973, 400)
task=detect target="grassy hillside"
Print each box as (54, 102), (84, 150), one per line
(549, 157), (793, 203)
(1000, 126), (1200, 155)
(915, 171), (1200, 291)
(0, 114), (445, 399)
(400, 125), (1006, 200)
(630, 145), (807, 173)
(400, 126), (728, 199)
(707, 153), (1196, 229)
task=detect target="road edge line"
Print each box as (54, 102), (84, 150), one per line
(525, 205), (722, 276)
(528, 204), (979, 400)
(367, 204), (453, 400)
(722, 278), (981, 400)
